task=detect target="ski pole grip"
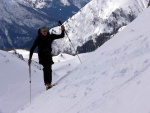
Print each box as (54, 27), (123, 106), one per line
(58, 20), (62, 25)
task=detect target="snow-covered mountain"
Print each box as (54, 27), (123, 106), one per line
(0, 0), (91, 49)
(1, 0), (149, 54)
(53, 0), (149, 55)
(0, 5), (150, 113)
(0, 0), (54, 49)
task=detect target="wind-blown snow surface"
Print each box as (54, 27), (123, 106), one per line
(17, 7), (150, 113)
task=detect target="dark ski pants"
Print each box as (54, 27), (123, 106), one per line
(42, 63), (52, 85)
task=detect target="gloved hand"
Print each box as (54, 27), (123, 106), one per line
(61, 25), (65, 31)
(28, 59), (32, 66)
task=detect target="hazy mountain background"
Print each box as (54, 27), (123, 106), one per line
(0, 0), (91, 49)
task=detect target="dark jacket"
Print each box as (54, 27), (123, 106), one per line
(29, 29), (65, 65)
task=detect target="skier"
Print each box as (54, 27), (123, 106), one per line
(28, 25), (65, 90)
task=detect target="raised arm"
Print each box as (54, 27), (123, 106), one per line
(51, 25), (65, 40)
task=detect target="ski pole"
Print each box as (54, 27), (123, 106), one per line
(58, 20), (82, 63)
(29, 65), (31, 104)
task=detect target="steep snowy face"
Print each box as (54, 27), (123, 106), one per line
(52, 0), (149, 55)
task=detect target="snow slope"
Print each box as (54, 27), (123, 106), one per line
(0, 50), (43, 113)
(17, 6), (150, 113)
(0, 50), (79, 113)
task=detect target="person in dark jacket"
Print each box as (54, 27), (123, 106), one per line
(28, 25), (65, 90)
